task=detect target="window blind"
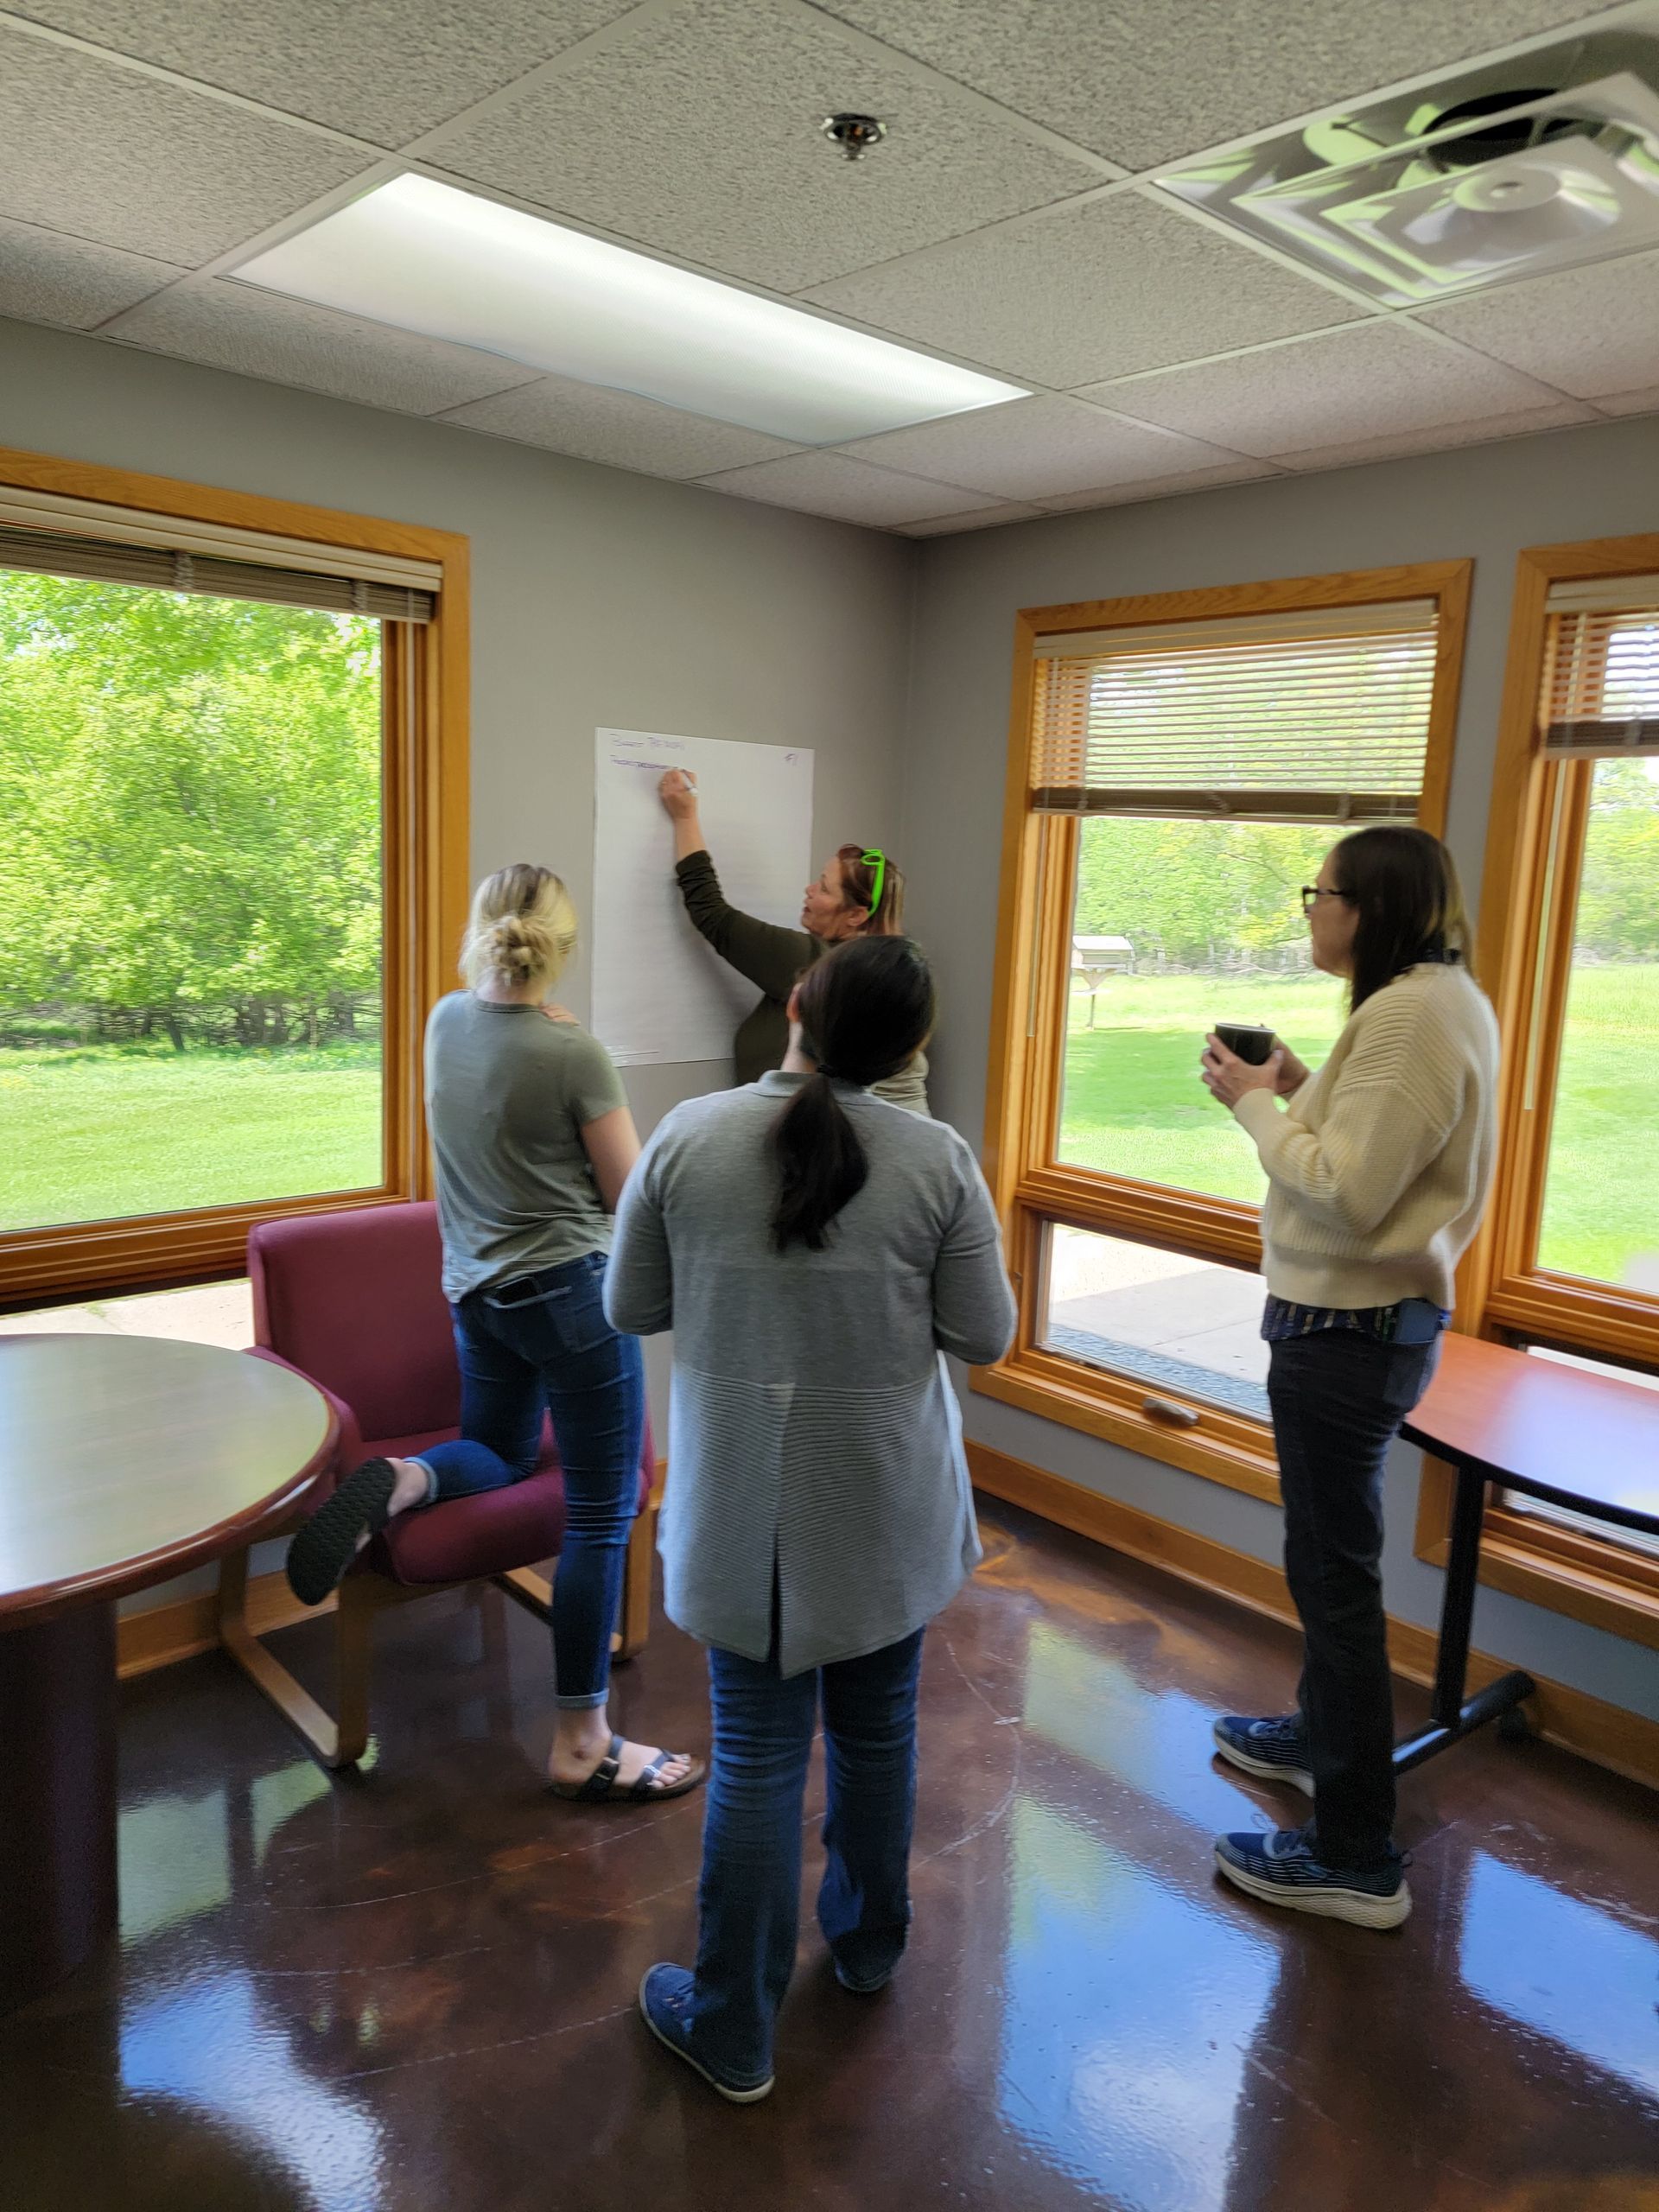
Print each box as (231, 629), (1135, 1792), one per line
(0, 490), (437, 622)
(1541, 580), (1659, 758)
(1029, 600), (1439, 823)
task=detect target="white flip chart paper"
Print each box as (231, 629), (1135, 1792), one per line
(592, 728), (816, 1067)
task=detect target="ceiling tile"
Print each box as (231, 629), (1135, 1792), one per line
(1082, 322), (1569, 458)
(1595, 384), (1659, 417)
(898, 502), (1048, 536)
(1037, 459), (1281, 510)
(838, 393), (1244, 500)
(431, 0), (1103, 294)
(816, 0), (1595, 168)
(698, 451), (990, 526)
(441, 374), (802, 475)
(0, 213), (182, 328)
(806, 191), (1362, 387)
(10, 3), (644, 145)
(111, 280), (541, 414)
(0, 29), (373, 264)
(1274, 401), (1595, 472)
(1419, 252), (1659, 402)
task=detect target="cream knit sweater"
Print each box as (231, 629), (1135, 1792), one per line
(1232, 962), (1499, 1313)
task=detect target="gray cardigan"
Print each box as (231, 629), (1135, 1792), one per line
(605, 1073), (1016, 1675)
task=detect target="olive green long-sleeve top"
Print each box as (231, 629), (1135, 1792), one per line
(674, 849), (930, 1116)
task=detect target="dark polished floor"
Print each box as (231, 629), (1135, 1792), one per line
(4, 1503), (1657, 2212)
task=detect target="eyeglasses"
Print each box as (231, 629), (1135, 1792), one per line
(1300, 885), (1350, 913)
(860, 847), (887, 917)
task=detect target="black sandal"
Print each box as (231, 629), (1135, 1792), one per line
(285, 1458), (398, 1606)
(550, 1733), (707, 1804)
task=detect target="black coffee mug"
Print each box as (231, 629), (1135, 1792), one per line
(1214, 1021), (1275, 1065)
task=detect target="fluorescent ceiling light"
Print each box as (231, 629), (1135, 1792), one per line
(232, 175), (1027, 443)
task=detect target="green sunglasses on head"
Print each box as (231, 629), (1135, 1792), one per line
(859, 847), (887, 918)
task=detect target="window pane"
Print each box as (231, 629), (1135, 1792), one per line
(1039, 1223), (1269, 1420)
(1535, 757), (1659, 1292)
(1056, 816), (1344, 1199)
(1501, 1345), (1659, 1562)
(0, 571), (384, 1230)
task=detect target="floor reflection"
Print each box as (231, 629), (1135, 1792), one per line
(121, 1968), (384, 2210)
(1459, 1851), (1659, 2098)
(1000, 1796), (1280, 2212)
(1021, 1617), (1262, 1831)
(3, 1506), (1653, 2212)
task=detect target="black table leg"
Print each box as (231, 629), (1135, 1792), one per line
(1394, 1459), (1535, 1773)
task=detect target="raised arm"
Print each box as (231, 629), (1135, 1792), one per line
(932, 1148), (1018, 1368)
(659, 770), (811, 999)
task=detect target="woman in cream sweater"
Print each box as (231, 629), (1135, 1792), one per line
(1199, 825), (1497, 1930)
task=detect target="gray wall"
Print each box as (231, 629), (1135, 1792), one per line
(0, 314), (917, 1605)
(901, 416), (1659, 1726)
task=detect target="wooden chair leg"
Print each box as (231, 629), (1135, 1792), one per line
(496, 1567), (553, 1619)
(218, 1545), (365, 1770)
(613, 1502), (657, 1663)
(330, 1576), (375, 1769)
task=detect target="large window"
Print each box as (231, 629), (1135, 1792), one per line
(980, 564), (1471, 1497)
(1425, 544), (1659, 1648)
(0, 579), (385, 1230)
(0, 455), (468, 1309)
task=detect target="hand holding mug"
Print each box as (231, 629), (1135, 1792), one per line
(1201, 1031), (1284, 1109)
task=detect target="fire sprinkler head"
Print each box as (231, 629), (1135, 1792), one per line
(821, 113), (887, 162)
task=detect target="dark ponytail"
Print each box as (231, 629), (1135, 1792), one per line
(770, 936), (936, 1252)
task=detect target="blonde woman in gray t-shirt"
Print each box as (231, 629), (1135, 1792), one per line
(286, 864), (701, 1805)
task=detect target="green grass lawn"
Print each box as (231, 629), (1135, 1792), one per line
(4, 969), (1656, 1290)
(1059, 964), (1659, 1290)
(0, 1040), (382, 1230)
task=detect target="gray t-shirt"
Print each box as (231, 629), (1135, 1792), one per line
(424, 992), (627, 1302)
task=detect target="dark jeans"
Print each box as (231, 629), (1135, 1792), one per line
(412, 1252), (645, 1712)
(682, 1629), (926, 2083)
(1268, 1328), (1441, 1869)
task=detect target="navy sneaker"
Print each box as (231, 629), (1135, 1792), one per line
(1214, 1826), (1411, 1929)
(1212, 1713), (1314, 1796)
(638, 1966), (774, 2104)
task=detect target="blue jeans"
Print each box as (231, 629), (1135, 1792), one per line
(682, 1629), (925, 2083)
(412, 1251), (645, 1712)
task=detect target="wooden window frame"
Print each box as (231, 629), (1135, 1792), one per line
(976, 562), (1472, 1499)
(0, 445), (470, 1311)
(1414, 534), (1659, 1652)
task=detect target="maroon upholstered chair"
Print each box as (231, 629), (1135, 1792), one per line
(217, 1201), (658, 1769)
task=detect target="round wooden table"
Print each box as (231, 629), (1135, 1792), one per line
(0, 1333), (336, 2014)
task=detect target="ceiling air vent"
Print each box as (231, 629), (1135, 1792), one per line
(1157, 18), (1659, 305)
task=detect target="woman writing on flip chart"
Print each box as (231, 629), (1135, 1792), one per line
(658, 767), (930, 1115)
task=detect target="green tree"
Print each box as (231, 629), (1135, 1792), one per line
(0, 573), (380, 1046)
(1074, 817), (1331, 970)
(1573, 757), (1659, 962)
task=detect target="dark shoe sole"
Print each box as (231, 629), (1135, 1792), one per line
(285, 1458), (397, 1606)
(1212, 1722), (1315, 1797)
(637, 1971), (774, 2103)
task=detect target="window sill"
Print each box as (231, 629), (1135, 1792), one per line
(1414, 1464), (1659, 1655)
(972, 1347), (1281, 1506)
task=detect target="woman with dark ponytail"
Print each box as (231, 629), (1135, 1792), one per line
(606, 936), (1014, 2103)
